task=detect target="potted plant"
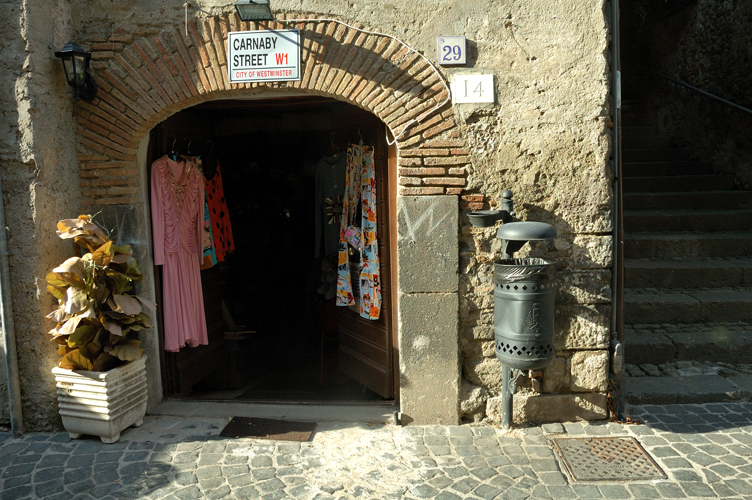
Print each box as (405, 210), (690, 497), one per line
(46, 215), (155, 443)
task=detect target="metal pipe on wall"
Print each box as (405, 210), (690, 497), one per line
(0, 170), (24, 436)
(610, 0), (626, 416)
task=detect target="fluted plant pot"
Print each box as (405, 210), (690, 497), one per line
(52, 356), (148, 443)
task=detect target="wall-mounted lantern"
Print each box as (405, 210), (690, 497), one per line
(54, 42), (97, 103)
(234, 0), (274, 21)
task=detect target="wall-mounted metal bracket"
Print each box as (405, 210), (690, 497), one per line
(508, 368), (523, 395)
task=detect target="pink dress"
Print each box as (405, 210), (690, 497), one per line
(151, 155), (208, 352)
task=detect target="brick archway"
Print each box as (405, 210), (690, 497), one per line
(75, 13), (470, 208)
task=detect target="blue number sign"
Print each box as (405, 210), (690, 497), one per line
(437, 36), (467, 66)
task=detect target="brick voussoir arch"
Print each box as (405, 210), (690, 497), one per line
(75, 12), (468, 207)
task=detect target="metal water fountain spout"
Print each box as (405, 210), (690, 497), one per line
(467, 189), (515, 228)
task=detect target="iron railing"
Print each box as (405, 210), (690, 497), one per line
(653, 71), (752, 115)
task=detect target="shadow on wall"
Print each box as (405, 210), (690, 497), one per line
(620, 0), (752, 188)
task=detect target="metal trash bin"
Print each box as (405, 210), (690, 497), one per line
(469, 197), (560, 429)
(494, 257), (556, 370)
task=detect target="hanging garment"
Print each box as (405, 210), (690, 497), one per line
(151, 155), (209, 352)
(184, 156), (217, 268)
(204, 162), (235, 261)
(314, 151), (347, 258)
(336, 143), (382, 320)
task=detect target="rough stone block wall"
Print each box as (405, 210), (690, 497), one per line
(0, 0), (83, 429)
(453, 0), (613, 424)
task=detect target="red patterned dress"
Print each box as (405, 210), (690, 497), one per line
(204, 163), (235, 261)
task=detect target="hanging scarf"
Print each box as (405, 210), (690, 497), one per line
(336, 142), (381, 320)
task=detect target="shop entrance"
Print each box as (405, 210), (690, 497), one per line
(147, 96), (397, 404)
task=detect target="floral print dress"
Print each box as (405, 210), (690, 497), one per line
(336, 142), (382, 320)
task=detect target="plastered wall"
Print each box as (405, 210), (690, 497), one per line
(0, 0), (83, 429)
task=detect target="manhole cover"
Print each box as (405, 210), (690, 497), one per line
(551, 437), (666, 482)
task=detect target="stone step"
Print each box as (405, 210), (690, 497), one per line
(624, 287), (752, 324)
(622, 160), (713, 177)
(624, 231), (752, 259)
(621, 125), (658, 138)
(623, 190), (752, 210)
(625, 257), (752, 289)
(622, 174), (735, 193)
(622, 135), (674, 149)
(622, 147), (694, 162)
(624, 209), (752, 233)
(624, 374), (748, 405)
(624, 325), (752, 365)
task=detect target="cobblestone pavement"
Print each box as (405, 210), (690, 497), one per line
(2, 403), (752, 499)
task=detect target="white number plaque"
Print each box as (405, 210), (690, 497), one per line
(451, 74), (495, 104)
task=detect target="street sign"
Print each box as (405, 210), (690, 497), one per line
(228, 29), (301, 83)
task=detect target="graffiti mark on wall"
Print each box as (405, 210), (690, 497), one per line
(400, 200), (449, 244)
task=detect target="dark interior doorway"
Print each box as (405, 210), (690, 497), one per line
(147, 96), (396, 404)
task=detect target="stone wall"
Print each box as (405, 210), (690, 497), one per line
(622, 0), (752, 187)
(3, 0), (614, 429)
(455, 0), (613, 423)
(0, 0), (82, 429)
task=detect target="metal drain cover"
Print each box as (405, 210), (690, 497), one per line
(552, 437), (666, 482)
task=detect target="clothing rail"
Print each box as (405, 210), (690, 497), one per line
(652, 71), (752, 115)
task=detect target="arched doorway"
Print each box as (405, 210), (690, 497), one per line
(147, 95), (398, 403)
(75, 15), (469, 423)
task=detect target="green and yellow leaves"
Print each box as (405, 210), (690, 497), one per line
(56, 215), (110, 252)
(52, 257), (87, 289)
(46, 215), (154, 372)
(105, 339), (143, 361)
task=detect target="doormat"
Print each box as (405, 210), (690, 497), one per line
(552, 437), (666, 482)
(220, 417), (316, 441)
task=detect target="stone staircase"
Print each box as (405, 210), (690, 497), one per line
(621, 122), (752, 405)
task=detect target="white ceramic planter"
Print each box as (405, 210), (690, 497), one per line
(52, 355), (148, 443)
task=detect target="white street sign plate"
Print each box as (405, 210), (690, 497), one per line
(451, 74), (495, 104)
(228, 29), (301, 83)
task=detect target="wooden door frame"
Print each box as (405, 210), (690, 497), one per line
(388, 140), (400, 402)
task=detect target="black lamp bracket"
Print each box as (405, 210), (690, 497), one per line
(76, 73), (98, 102)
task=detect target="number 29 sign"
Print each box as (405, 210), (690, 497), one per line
(437, 36), (466, 66)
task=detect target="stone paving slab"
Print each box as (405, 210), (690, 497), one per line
(2, 402), (752, 499)
(625, 374), (745, 405)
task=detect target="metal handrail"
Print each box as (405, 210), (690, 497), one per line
(653, 71), (752, 115)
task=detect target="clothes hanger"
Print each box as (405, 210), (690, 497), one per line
(324, 132), (341, 157)
(168, 136), (179, 160)
(184, 136), (192, 156)
(204, 140), (217, 177)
